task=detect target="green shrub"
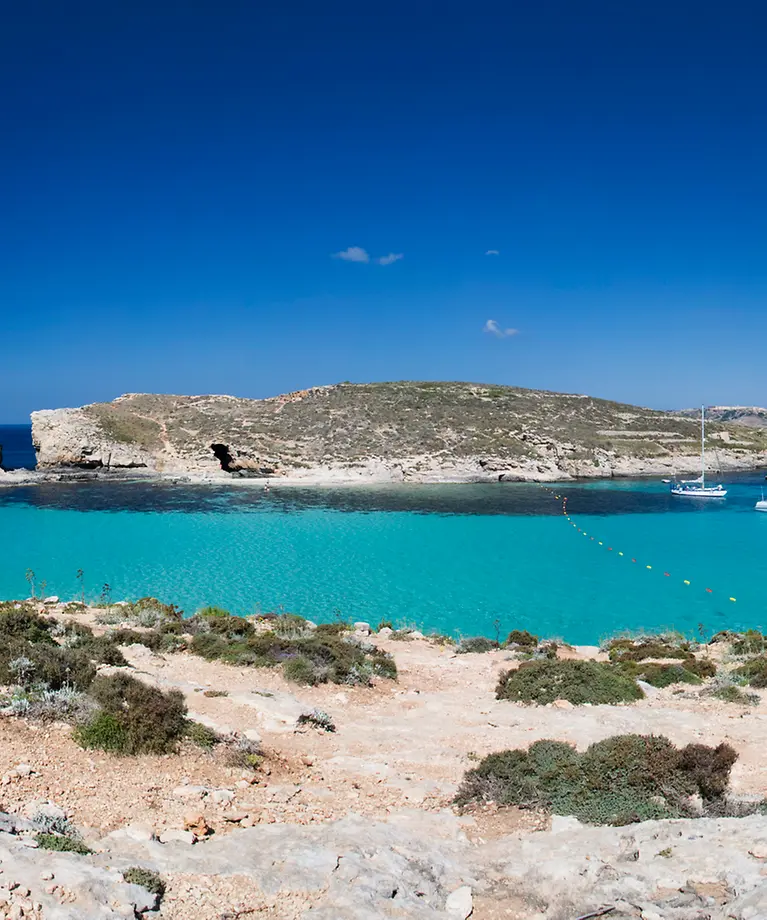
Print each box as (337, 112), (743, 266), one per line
(272, 613), (311, 638)
(184, 720), (221, 750)
(189, 626), (396, 687)
(684, 657), (717, 678)
(712, 685), (759, 705)
(506, 630), (539, 648)
(607, 636), (692, 662)
(126, 597), (183, 625)
(456, 735), (739, 825)
(456, 637), (499, 654)
(314, 621), (349, 638)
(297, 709), (336, 732)
(283, 655), (319, 685)
(619, 661), (702, 688)
(0, 642), (97, 691)
(74, 711), (130, 753)
(497, 660), (644, 705)
(377, 620), (394, 631)
(123, 867), (166, 904)
(196, 605), (231, 618)
(0, 607), (56, 645)
(36, 833), (91, 855)
(75, 674), (187, 755)
(188, 611), (254, 640)
(735, 656), (767, 688)
(202, 689), (228, 698)
(730, 631), (767, 657)
(225, 737), (263, 770)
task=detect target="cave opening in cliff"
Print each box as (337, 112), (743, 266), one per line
(210, 443), (235, 472)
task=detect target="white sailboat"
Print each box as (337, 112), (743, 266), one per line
(756, 489), (767, 512)
(670, 406), (727, 499)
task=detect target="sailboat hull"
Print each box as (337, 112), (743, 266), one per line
(671, 487), (727, 498)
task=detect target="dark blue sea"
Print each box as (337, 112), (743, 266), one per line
(0, 425), (35, 470)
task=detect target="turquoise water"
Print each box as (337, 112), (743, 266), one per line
(1, 477), (766, 643)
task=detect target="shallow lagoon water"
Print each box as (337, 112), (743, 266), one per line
(1, 476), (766, 644)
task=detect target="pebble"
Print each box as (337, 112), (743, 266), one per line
(445, 885), (473, 918)
(159, 829), (196, 845)
(172, 785), (209, 799)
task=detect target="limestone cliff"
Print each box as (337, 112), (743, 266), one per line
(30, 383), (767, 482)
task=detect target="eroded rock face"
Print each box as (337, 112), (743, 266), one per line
(29, 384), (767, 481)
(31, 408), (151, 471)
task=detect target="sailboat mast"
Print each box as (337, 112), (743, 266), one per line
(701, 405), (705, 488)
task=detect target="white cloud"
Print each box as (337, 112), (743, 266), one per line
(333, 246), (370, 263)
(376, 252), (404, 266)
(483, 319), (519, 338)
(485, 249), (500, 255)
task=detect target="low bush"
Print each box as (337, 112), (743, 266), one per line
(607, 635), (692, 662)
(123, 867), (166, 904)
(712, 685), (760, 705)
(456, 637), (499, 654)
(124, 597), (183, 627)
(618, 661), (702, 688)
(735, 656), (767, 688)
(108, 627), (186, 654)
(272, 613), (312, 638)
(730, 631), (767, 657)
(455, 734), (739, 825)
(0, 605), (56, 645)
(36, 833), (91, 855)
(282, 655), (318, 685)
(75, 674), (187, 755)
(184, 720), (222, 750)
(225, 737), (263, 770)
(506, 629), (538, 648)
(297, 709), (336, 732)
(496, 660), (644, 705)
(189, 625), (396, 687)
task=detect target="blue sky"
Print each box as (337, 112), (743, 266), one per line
(2, 1), (767, 421)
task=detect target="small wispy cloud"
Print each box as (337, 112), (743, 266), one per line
(483, 319), (519, 338)
(485, 249), (500, 256)
(333, 246), (370, 263)
(376, 252), (404, 266)
(332, 246), (404, 265)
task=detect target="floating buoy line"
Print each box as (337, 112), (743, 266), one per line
(539, 485), (738, 604)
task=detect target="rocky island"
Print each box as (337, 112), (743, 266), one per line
(23, 383), (767, 484)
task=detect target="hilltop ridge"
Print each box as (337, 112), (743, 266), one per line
(28, 381), (767, 483)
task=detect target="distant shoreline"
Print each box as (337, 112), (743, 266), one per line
(2, 464), (766, 489)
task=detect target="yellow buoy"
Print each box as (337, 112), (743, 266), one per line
(730, 597), (737, 602)
(598, 541), (603, 545)
(618, 552), (624, 556)
(683, 580), (690, 585)
(646, 565), (652, 570)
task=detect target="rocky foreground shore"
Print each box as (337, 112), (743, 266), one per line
(1, 600), (767, 918)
